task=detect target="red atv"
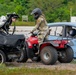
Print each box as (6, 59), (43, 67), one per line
(25, 31), (73, 65)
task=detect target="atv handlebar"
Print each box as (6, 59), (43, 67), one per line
(25, 32), (38, 39)
(30, 31), (38, 37)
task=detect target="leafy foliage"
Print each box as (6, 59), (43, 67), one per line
(0, 0), (76, 22)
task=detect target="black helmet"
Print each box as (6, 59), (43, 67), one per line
(31, 8), (42, 19)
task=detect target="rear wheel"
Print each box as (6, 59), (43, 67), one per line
(40, 46), (58, 65)
(0, 50), (6, 64)
(58, 47), (73, 63)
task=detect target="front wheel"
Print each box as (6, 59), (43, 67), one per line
(17, 43), (28, 62)
(0, 50), (6, 64)
(40, 46), (58, 65)
(58, 47), (73, 63)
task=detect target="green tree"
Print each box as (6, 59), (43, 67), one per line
(28, 0), (64, 22)
(0, 0), (76, 22)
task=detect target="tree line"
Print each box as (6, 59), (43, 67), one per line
(0, 0), (76, 22)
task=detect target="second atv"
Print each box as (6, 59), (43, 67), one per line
(0, 13), (27, 64)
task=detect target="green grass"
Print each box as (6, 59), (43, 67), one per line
(12, 21), (35, 26)
(0, 64), (76, 75)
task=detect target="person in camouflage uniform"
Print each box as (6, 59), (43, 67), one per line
(31, 8), (48, 44)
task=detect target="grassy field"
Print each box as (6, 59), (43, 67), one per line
(0, 64), (76, 75)
(12, 21), (35, 26)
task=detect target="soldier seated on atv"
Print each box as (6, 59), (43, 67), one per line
(30, 8), (49, 44)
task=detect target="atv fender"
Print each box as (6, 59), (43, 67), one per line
(40, 42), (54, 51)
(25, 42), (35, 58)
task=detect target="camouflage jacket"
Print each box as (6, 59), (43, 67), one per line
(31, 15), (48, 32)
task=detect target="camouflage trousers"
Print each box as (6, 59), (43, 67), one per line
(37, 31), (47, 44)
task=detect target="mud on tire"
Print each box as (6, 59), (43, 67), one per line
(17, 48), (28, 62)
(40, 46), (58, 65)
(17, 42), (28, 62)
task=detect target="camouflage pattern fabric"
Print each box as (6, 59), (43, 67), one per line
(31, 15), (48, 44)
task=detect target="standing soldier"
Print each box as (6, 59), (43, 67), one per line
(30, 8), (48, 44)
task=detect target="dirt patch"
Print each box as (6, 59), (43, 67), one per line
(5, 59), (76, 71)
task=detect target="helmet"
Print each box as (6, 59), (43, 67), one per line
(0, 16), (7, 22)
(31, 8), (42, 19)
